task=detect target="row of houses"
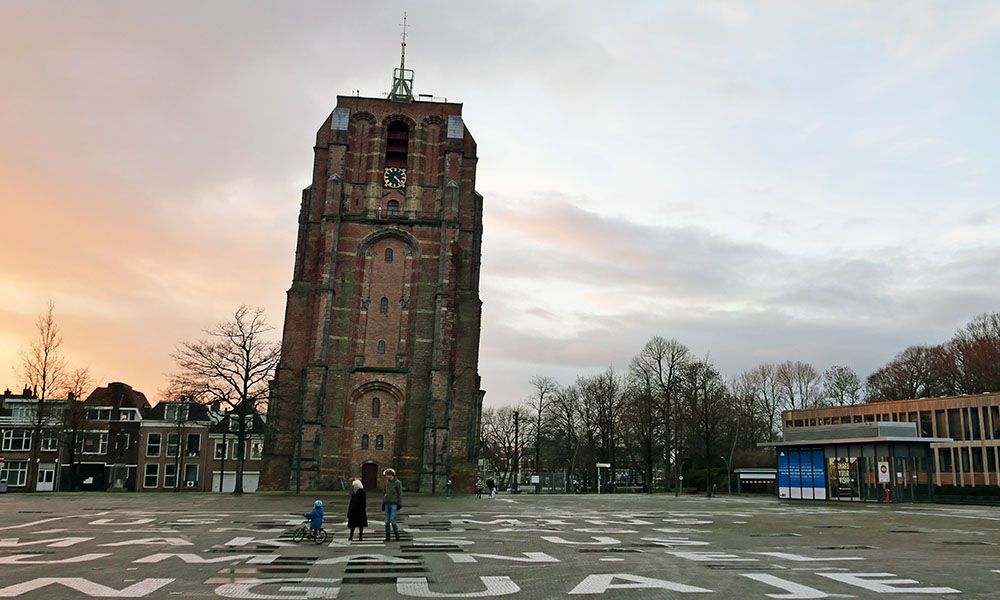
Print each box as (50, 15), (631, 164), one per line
(0, 381), (265, 493)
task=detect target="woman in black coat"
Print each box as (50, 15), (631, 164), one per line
(347, 479), (368, 541)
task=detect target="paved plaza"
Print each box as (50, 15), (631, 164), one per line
(0, 492), (997, 598)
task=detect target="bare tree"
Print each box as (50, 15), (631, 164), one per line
(478, 406), (519, 488)
(942, 312), (1000, 394)
(16, 301), (70, 491)
(526, 375), (559, 474)
(548, 384), (581, 490)
(822, 365), (862, 406)
(679, 358), (729, 496)
(63, 367), (93, 401)
(167, 305), (280, 494)
(737, 363), (782, 441)
(631, 336), (689, 490)
(776, 360), (820, 411)
(866, 345), (947, 402)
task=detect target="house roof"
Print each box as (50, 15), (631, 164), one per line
(83, 382), (151, 410)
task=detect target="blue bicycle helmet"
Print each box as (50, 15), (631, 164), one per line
(314, 500), (323, 507)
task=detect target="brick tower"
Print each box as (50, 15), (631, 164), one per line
(261, 44), (485, 492)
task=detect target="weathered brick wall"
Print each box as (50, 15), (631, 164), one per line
(261, 95), (484, 492)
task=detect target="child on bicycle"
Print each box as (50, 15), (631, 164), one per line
(304, 500), (324, 537)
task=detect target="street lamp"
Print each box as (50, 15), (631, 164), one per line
(720, 455), (732, 495)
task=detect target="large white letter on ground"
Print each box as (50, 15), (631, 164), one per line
(667, 551), (757, 562)
(99, 538), (192, 547)
(89, 518), (156, 526)
(741, 573), (831, 599)
(396, 577), (519, 597)
(214, 578), (340, 599)
(315, 554), (419, 565)
(0, 553), (110, 564)
(817, 573), (959, 594)
(448, 552), (558, 564)
(0, 578), (173, 597)
(752, 552), (862, 562)
(0, 537), (92, 547)
(541, 536), (620, 545)
(569, 574), (712, 595)
(133, 553), (263, 564)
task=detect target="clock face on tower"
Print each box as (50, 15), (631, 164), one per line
(383, 167), (407, 189)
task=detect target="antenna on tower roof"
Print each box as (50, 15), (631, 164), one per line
(389, 12), (415, 103)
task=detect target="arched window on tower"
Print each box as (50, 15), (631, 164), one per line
(377, 340), (386, 354)
(385, 247), (393, 263)
(384, 121), (409, 168)
(361, 434), (369, 450)
(387, 200), (400, 216)
(376, 435), (384, 450)
(379, 297), (389, 314)
(372, 397), (381, 418)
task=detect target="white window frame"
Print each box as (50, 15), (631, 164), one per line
(40, 434), (59, 452)
(214, 440), (229, 460)
(11, 406), (36, 421)
(79, 431), (108, 455)
(249, 441), (262, 460)
(163, 463), (177, 489)
(143, 463), (159, 488)
(2, 430), (32, 452)
(0, 461), (29, 487)
(146, 433), (161, 457)
(166, 432), (180, 458)
(184, 463), (199, 486)
(185, 433), (201, 457)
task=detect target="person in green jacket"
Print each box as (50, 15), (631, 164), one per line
(382, 467), (403, 541)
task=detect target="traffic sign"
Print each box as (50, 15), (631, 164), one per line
(596, 462), (611, 468)
(877, 461), (890, 483)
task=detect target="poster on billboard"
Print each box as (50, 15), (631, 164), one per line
(878, 461), (890, 483)
(776, 448), (827, 500)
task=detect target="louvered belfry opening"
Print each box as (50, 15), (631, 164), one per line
(384, 121), (409, 168)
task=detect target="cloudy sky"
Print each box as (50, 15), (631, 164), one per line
(1, 1), (998, 406)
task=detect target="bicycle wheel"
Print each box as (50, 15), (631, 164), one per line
(291, 527), (306, 543)
(313, 528), (328, 544)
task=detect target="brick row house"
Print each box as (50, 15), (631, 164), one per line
(0, 382), (265, 493)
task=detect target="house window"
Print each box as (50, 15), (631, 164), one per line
(144, 464), (159, 488)
(385, 248), (393, 263)
(166, 433), (180, 458)
(377, 340), (386, 354)
(41, 434), (59, 452)
(387, 200), (400, 216)
(165, 405), (188, 422)
(361, 434), (369, 450)
(376, 435), (384, 450)
(380, 297), (389, 314)
(0, 461), (28, 487)
(214, 440), (229, 460)
(372, 397), (381, 418)
(147, 433), (162, 457)
(250, 442), (262, 460)
(184, 464), (199, 487)
(78, 432), (107, 455)
(2, 430), (32, 451)
(164, 464), (177, 489)
(186, 433), (201, 457)
(87, 408), (111, 421)
(11, 406), (35, 421)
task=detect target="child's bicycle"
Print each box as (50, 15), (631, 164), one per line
(291, 520), (328, 544)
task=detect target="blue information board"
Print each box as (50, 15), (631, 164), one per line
(776, 448), (827, 500)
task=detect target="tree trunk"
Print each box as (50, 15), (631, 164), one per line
(234, 404), (247, 495)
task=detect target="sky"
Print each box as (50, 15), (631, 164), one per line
(1, 1), (998, 407)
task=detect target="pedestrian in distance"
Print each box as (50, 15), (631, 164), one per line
(347, 479), (368, 541)
(475, 478), (484, 499)
(446, 478), (453, 498)
(381, 467), (403, 542)
(304, 500), (324, 539)
(486, 477), (496, 498)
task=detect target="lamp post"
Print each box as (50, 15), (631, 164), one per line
(512, 411), (519, 493)
(720, 455), (732, 495)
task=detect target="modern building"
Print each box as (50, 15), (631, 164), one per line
(783, 393), (1000, 487)
(262, 47), (485, 492)
(763, 422), (951, 502)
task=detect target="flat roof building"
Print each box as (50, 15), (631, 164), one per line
(783, 393), (1000, 488)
